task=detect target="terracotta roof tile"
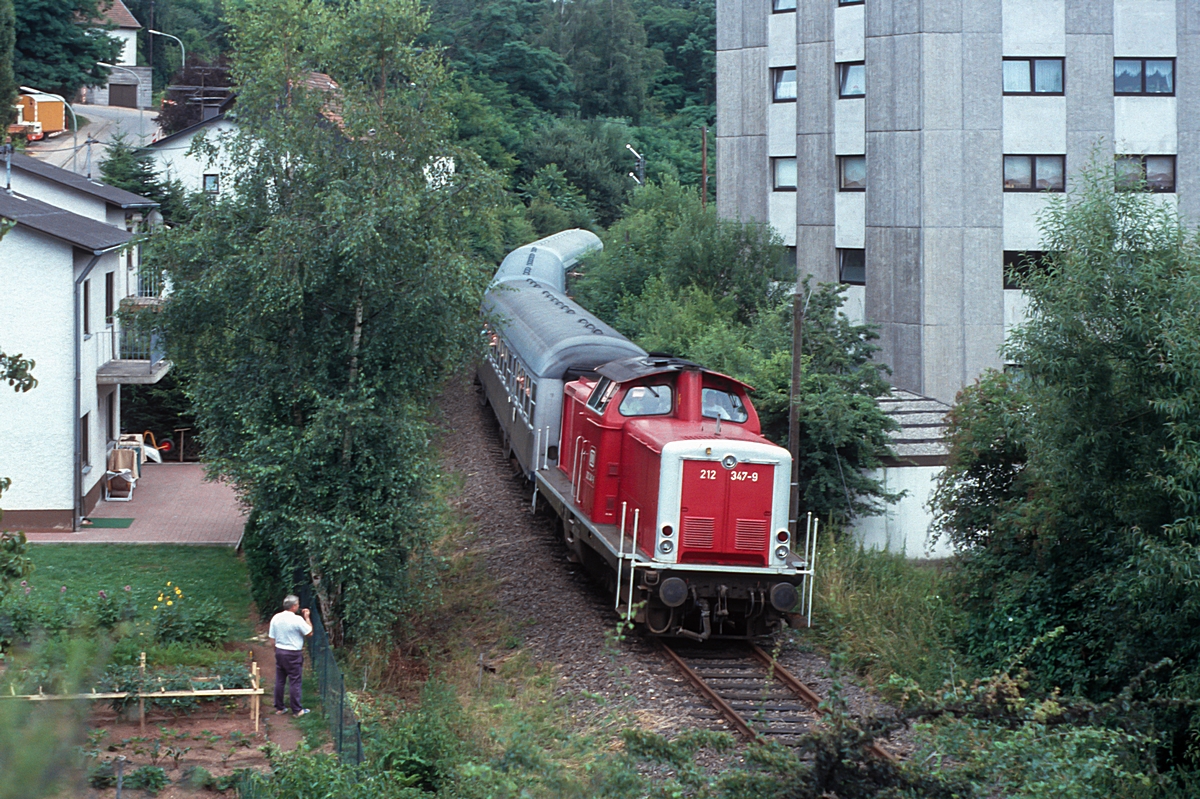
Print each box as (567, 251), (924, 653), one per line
(98, 0), (141, 29)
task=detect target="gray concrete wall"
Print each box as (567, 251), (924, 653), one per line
(717, 0), (770, 222)
(797, 3), (837, 283)
(1179, 0), (1200, 223)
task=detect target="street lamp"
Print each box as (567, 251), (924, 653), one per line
(96, 63), (146, 144)
(147, 30), (185, 73)
(19, 85), (79, 173)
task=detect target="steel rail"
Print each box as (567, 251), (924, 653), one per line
(658, 641), (759, 741)
(749, 643), (897, 763)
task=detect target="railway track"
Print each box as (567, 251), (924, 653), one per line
(659, 641), (896, 760)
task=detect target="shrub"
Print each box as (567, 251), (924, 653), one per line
(125, 765), (169, 794)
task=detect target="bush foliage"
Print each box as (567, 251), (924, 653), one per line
(931, 165), (1200, 770)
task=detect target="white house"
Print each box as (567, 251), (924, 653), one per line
(84, 0), (152, 109)
(144, 110), (238, 197)
(0, 155), (167, 532)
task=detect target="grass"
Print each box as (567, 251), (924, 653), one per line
(794, 531), (968, 692)
(24, 545), (256, 635)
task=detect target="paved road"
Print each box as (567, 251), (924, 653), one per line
(24, 102), (161, 176)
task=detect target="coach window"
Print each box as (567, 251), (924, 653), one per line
(619, 385), (673, 417)
(701, 389), (749, 424)
(587, 377), (619, 413)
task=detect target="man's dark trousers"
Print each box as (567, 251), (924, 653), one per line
(275, 647), (304, 713)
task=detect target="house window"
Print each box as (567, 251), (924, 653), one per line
(1003, 155), (1065, 191)
(839, 155), (866, 191)
(772, 0), (796, 11)
(772, 68), (797, 102)
(838, 248), (865, 285)
(1002, 58), (1064, 95)
(105, 271), (114, 325)
(81, 413), (90, 467)
(203, 173), (220, 194)
(1114, 58), (1174, 95)
(838, 62), (865, 98)
(1115, 155), (1176, 192)
(1004, 250), (1047, 290)
(772, 158), (798, 190)
(83, 279), (91, 335)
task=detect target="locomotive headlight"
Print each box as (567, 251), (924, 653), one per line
(659, 540), (675, 554)
(774, 545), (789, 560)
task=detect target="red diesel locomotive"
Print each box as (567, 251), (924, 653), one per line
(480, 231), (815, 640)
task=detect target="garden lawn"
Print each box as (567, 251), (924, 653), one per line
(24, 545), (256, 634)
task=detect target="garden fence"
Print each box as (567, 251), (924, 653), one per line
(300, 588), (364, 765)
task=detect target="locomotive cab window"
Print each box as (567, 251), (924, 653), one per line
(619, 384), (673, 417)
(701, 388), (749, 423)
(586, 377), (619, 413)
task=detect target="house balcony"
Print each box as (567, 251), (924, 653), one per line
(121, 269), (167, 310)
(96, 327), (171, 385)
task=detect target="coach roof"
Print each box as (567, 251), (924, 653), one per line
(483, 278), (645, 380)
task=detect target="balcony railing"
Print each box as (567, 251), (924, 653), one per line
(125, 327), (164, 363)
(137, 268), (164, 298)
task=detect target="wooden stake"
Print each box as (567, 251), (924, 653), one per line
(251, 662), (260, 733)
(138, 651), (146, 734)
(700, 125), (708, 209)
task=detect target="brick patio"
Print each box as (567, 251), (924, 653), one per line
(25, 463), (246, 545)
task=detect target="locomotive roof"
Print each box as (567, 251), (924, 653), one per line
(596, 355), (752, 390)
(483, 278), (646, 379)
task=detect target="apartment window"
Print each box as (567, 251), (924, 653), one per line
(838, 62), (865, 97)
(105, 271), (114, 325)
(1004, 250), (1047, 290)
(838, 0), (864, 5)
(80, 413), (90, 468)
(203, 173), (220, 194)
(839, 155), (866, 191)
(1003, 155), (1065, 191)
(1115, 155), (1176, 192)
(772, 0), (796, 11)
(776, 246), (797, 281)
(772, 68), (797, 102)
(838, 249), (865, 285)
(83, 279), (91, 335)
(772, 158), (798, 190)
(1114, 58), (1174, 95)
(1002, 58), (1064, 95)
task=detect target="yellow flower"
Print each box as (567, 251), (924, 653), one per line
(166, 600), (173, 606)
(157, 595), (164, 602)
(166, 582), (172, 586)
(153, 605), (158, 610)
(174, 588), (182, 596)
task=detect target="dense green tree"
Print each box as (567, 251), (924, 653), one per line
(636, 0), (715, 111)
(519, 163), (595, 235)
(932, 165), (1200, 734)
(152, 0), (504, 643)
(0, 0), (15, 127)
(124, 0), (228, 88)
(543, 0), (658, 121)
(573, 180), (898, 523)
(13, 0), (120, 98)
(99, 133), (192, 224)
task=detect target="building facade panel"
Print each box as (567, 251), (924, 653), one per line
(1114, 97), (1178, 153)
(1113, 0), (1176, 55)
(1003, 0), (1066, 54)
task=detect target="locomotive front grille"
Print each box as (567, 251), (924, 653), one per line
(682, 517), (715, 548)
(734, 518), (768, 551)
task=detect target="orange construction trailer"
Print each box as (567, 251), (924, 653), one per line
(16, 93), (68, 140)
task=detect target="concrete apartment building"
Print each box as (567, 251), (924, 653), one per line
(717, 0), (1194, 405)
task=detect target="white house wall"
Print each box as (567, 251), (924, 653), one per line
(110, 28), (138, 66)
(148, 120), (239, 196)
(9, 173), (108, 222)
(0, 230), (78, 512)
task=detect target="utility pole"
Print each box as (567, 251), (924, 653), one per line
(788, 283), (810, 537)
(148, 0), (156, 80)
(700, 125), (708, 209)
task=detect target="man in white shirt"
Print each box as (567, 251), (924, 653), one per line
(268, 594), (313, 716)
